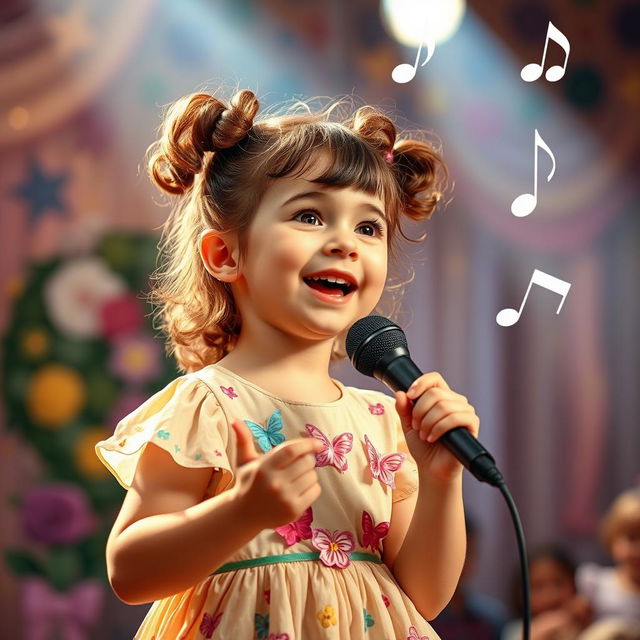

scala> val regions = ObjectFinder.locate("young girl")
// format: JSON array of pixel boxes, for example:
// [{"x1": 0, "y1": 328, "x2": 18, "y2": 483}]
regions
[
  {"x1": 96, "y1": 88, "x2": 480, "y2": 639},
  {"x1": 576, "y1": 487, "x2": 640, "y2": 624}
]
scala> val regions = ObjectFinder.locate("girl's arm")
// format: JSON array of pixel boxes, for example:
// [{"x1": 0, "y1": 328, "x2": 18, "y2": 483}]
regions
[
  {"x1": 107, "y1": 443, "x2": 262, "y2": 605},
  {"x1": 388, "y1": 377, "x2": 478, "y2": 619},
  {"x1": 389, "y1": 471, "x2": 465, "y2": 620}
]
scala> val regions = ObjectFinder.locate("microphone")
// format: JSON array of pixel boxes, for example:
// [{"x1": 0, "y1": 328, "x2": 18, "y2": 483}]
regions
[{"x1": 346, "y1": 315, "x2": 503, "y2": 486}]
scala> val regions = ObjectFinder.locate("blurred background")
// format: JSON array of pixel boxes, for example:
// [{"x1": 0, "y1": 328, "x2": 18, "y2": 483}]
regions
[{"x1": 1, "y1": 0, "x2": 638, "y2": 637}]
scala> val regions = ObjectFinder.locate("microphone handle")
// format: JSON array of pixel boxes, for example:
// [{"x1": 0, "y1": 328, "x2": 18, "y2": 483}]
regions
[{"x1": 374, "y1": 353, "x2": 503, "y2": 486}]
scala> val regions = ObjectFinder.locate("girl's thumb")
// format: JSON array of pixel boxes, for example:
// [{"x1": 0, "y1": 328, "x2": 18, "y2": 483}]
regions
[{"x1": 230, "y1": 418, "x2": 258, "y2": 466}]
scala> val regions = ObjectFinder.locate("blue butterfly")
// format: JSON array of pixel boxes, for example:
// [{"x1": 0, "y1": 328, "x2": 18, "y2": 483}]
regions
[
  {"x1": 363, "y1": 608, "x2": 375, "y2": 631},
  {"x1": 254, "y1": 613, "x2": 270, "y2": 639},
  {"x1": 245, "y1": 410, "x2": 285, "y2": 452}
]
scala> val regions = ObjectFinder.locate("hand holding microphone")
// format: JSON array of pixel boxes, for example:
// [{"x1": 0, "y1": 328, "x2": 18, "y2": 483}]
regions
[
  {"x1": 346, "y1": 315, "x2": 503, "y2": 486},
  {"x1": 394, "y1": 370, "x2": 481, "y2": 484}
]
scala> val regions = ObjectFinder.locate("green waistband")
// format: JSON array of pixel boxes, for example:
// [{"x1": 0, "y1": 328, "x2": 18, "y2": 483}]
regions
[{"x1": 212, "y1": 551, "x2": 382, "y2": 575}]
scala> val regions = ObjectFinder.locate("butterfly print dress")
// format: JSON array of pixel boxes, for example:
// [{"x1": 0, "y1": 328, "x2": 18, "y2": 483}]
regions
[{"x1": 96, "y1": 363, "x2": 440, "y2": 640}]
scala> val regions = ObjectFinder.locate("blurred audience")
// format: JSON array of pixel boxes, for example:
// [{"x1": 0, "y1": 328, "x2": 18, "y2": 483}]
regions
[
  {"x1": 578, "y1": 618, "x2": 640, "y2": 640},
  {"x1": 576, "y1": 487, "x2": 640, "y2": 625},
  {"x1": 502, "y1": 544, "x2": 592, "y2": 640},
  {"x1": 431, "y1": 513, "x2": 509, "y2": 640}
]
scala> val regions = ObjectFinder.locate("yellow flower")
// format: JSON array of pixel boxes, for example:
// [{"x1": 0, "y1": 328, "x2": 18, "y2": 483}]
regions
[
  {"x1": 316, "y1": 605, "x2": 337, "y2": 628},
  {"x1": 26, "y1": 364, "x2": 85, "y2": 428},
  {"x1": 74, "y1": 427, "x2": 111, "y2": 479}
]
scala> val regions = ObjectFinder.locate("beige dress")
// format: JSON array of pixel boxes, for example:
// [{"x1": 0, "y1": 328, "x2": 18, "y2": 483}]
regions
[{"x1": 96, "y1": 363, "x2": 440, "y2": 640}]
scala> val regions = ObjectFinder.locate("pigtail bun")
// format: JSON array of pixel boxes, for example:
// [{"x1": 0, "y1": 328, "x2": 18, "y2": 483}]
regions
[
  {"x1": 351, "y1": 106, "x2": 396, "y2": 153},
  {"x1": 349, "y1": 106, "x2": 448, "y2": 223},
  {"x1": 147, "y1": 89, "x2": 259, "y2": 195},
  {"x1": 392, "y1": 138, "x2": 449, "y2": 221}
]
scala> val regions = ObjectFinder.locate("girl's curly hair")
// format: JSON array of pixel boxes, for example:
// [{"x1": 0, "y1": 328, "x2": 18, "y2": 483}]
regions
[{"x1": 146, "y1": 87, "x2": 450, "y2": 372}]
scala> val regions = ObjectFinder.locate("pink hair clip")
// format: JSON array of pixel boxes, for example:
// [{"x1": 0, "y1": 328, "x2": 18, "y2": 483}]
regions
[{"x1": 383, "y1": 150, "x2": 394, "y2": 164}]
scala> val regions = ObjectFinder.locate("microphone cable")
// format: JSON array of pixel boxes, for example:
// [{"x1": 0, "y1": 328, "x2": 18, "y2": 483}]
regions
[{"x1": 494, "y1": 473, "x2": 531, "y2": 640}]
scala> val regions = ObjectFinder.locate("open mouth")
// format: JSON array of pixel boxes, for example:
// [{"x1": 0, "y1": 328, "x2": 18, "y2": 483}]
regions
[{"x1": 303, "y1": 276, "x2": 356, "y2": 297}]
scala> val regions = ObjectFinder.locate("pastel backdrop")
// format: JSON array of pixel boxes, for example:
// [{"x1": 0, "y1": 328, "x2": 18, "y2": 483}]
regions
[{"x1": 1, "y1": 0, "x2": 638, "y2": 637}]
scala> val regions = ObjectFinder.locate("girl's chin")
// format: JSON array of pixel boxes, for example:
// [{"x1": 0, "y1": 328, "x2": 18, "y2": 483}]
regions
[{"x1": 293, "y1": 319, "x2": 352, "y2": 340}]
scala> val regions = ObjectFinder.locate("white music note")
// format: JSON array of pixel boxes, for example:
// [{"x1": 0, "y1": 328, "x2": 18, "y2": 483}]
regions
[
  {"x1": 391, "y1": 19, "x2": 435, "y2": 84},
  {"x1": 496, "y1": 269, "x2": 571, "y2": 327},
  {"x1": 521, "y1": 21, "x2": 570, "y2": 83},
  {"x1": 511, "y1": 129, "x2": 556, "y2": 218}
]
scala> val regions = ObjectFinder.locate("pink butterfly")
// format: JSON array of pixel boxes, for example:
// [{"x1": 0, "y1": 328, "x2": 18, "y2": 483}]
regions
[
  {"x1": 274, "y1": 506, "x2": 313, "y2": 546},
  {"x1": 407, "y1": 626, "x2": 430, "y2": 640},
  {"x1": 305, "y1": 423, "x2": 353, "y2": 472},
  {"x1": 364, "y1": 434, "x2": 406, "y2": 489},
  {"x1": 360, "y1": 509, "x2": 390, "y2": 553},
  {"x1": 220, "y1": 385, "x2": 237, "y2": 399},
  {"x1": 199, "y1": 611, "x2": 222, "y2": 638},
  {"x1": 368, "y1": 402, "x2": 385, "y2": 415}
]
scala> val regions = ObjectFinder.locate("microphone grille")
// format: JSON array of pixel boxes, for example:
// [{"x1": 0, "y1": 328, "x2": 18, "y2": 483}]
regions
[{"x1": 345, "y1": 315, "x2": 408, "y2": 377}]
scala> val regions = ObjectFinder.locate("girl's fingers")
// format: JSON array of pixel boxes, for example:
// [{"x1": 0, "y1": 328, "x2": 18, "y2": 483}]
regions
[
  {"x1": 406, "y1": 372, "x2": 450, "y2": 400},
  {"x1": 423, "y1": 413, "x2": 480, "y2": 443},
  {"x1": 231, "y1": 419, "x2": 259, "y2": 466},
  {"x1": 401, "y1": 374, "x2": 480, "y2": 443},
  {"x1": 411, "y1": 399, "x2": 472, "y2": 430},
  {"x1": 409, "y1": 390, "x2": 470, "y2": 427},
  {"x1": 269, "y1": 438, "x2": 323, "y2": 468}
]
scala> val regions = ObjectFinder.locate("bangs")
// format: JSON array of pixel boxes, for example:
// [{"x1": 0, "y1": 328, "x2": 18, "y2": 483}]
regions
[{"x1": 263, "y1": 122, "x2": 397, "y2": 212}]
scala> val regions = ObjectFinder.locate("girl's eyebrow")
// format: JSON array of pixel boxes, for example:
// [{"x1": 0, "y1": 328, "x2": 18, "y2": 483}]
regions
[{"x1": 280, "y1": 189, "x2": 387, "y2": 221}]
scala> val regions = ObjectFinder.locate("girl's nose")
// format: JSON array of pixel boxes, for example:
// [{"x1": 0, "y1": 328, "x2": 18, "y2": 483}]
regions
[{"x1": 323, "y1": 234, "x2": 359, "y2": 260}]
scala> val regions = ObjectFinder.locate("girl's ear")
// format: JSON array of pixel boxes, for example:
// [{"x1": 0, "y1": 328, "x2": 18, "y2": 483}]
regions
[{"x1": 199, "y1": 229, "x2": 241, "y2": 282}]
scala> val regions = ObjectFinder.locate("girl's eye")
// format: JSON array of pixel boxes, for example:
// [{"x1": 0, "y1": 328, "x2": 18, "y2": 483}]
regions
[
  {"x1": 359, "y1": 220, "x2": 385, "y2": 237},
  {"x1": 295, "y1": 210, "x2": 321, "y2": 226}
]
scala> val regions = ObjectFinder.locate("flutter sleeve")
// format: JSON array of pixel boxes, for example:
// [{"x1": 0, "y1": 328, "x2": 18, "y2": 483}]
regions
[{"x1": 95, "y1": 374, "x2": 234, "y2": 495}]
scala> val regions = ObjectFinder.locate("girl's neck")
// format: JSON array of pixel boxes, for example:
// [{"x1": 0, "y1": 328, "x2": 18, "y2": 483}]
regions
[{"x1": 219, "y1": 340, "x2": 341, "y2": 402}]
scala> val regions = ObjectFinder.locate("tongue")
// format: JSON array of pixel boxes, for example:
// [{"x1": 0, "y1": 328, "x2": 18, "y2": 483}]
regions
[{"x1": 306, "y1": 280, "x2": 343, "y2": 296}]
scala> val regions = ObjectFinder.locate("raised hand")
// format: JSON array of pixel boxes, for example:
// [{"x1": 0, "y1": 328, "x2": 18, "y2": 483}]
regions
[{"x1": 229, "y1": 418, "x2": 323, "y2": 530}]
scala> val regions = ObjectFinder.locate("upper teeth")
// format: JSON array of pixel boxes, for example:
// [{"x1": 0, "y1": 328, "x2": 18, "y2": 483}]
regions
[{"x1": 307, "y1": 276, "x2": 351, "y2": 285}]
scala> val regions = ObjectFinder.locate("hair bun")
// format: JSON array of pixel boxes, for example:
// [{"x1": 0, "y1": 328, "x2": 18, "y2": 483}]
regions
[
  {"x1": 147, "y1": 89, "x2": 259, "y2": 195},
  {"x1": 206, "y1": 89, "x2": 259, "y2": 150},
  {"x1": 347, "y1": 105, "x2": 448, "y2": 221},
  {"x1": 351, "y1": 106, "x2": 396, "y2": 154}
]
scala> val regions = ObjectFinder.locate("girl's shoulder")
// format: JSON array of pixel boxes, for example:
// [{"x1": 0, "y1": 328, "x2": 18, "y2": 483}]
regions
[
  {"x1": 95, "y1": 370, "x2": 232, "y2": 491},
  {"x1": 118, "y1": 369, "x2": 220, "y2": 425}
]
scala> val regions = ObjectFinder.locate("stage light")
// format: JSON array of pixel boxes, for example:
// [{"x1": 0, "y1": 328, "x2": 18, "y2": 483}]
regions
[{"x1": 381, "y1": 0, "x2": 466, "y2": 46}]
